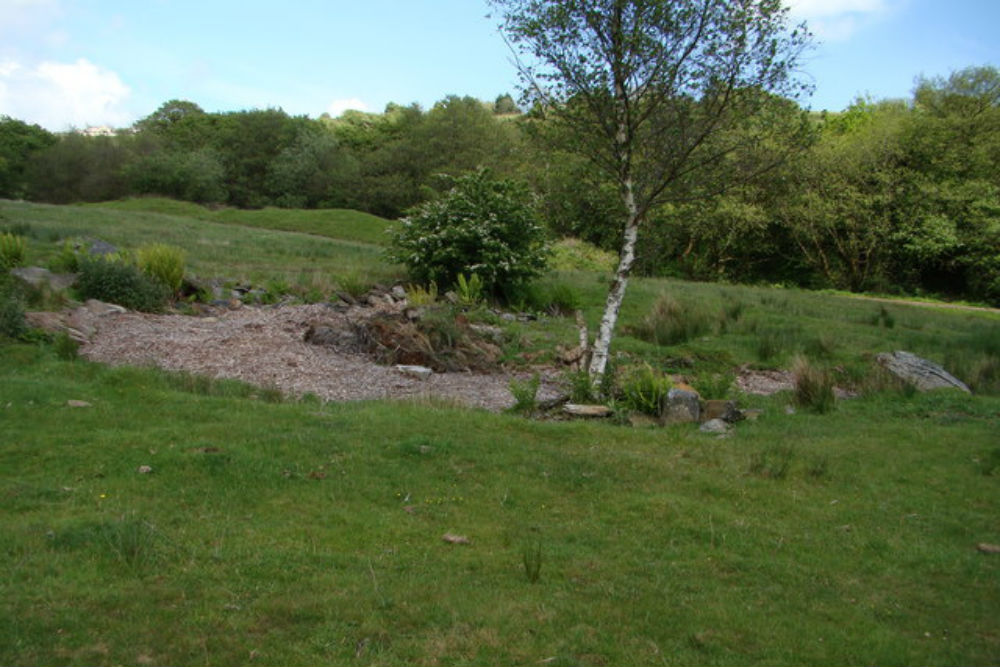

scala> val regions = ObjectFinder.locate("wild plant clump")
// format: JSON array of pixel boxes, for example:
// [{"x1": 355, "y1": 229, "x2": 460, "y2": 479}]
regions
[
  {"x1": 617, "y1": 363, "x2": 673, "y2": 416},
  {"x1": 137, "y1": 243, "x2": 185, "y2": 294},
  {"x1": 792, "y1": 356, "x2": 836, "y2": 413},
  {"x1": 0, "y1": 233, "x2": 27, "y2": 269},
  {"x1": 76, "y1": 255, "x2": 170, "y2": 312}
]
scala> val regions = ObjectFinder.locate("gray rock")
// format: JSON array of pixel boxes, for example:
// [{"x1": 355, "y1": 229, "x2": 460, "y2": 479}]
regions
[
  {"x1": 390, "y1": 285, "x2": 407, "y2": 300},
  {"x1": 876, "y1": 350, "x2": 971, "y2": 393},
  {"x1": 699, "y1": 418, "x2": 730, "y2": 434},
  {"x1": 395, "y1": 364, "x2": 433, "y2": 381},
  {"x1": 11, "y1": 266, "x2": 78, "y2": 291},
  {"x1": 88, "y1": 239, "x2": 118, "y2": 257},
  {"x1": 660, "y1": 388, "x2": 701, "y2": 424},
  {"x1": 563, "y1": 403, "x2": 613, "y2": 418}
]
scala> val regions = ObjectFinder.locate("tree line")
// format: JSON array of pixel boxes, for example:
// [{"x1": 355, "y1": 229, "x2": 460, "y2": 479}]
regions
[{"x1": 1, "y1": 67, "x2": 997, "y2": 304}]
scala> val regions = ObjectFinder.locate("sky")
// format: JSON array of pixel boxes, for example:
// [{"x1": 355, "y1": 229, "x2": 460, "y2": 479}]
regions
[{"x1": 1, "y1": 0, "x2": 998, "y2": 132}]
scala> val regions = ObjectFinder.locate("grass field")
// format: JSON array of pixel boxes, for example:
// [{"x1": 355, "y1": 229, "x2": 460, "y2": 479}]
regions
[
  {"x1": 1, "y1": 198, "x2": 400, "y2": 292},
  {"x1": 2, "y1": 198, "x2": 999, "y2": 665}
]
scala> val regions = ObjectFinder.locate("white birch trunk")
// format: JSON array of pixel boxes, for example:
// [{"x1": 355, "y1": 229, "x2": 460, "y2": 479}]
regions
[{"x1": 587, "y1": 181, "x2": 641, "y2": 387}]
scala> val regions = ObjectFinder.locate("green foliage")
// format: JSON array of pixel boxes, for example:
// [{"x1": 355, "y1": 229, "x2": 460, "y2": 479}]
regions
[
  {"x1": 566, "y1": 368, "x2": 596, "y2": 403},
  {"x1": 692, "y1": 373, "x2": 734, "y2": 400},
  {"x1": 549, "y1": 238, "x2": 617, "y2": 272},
  {"x1": 388, "y1": 168, "x2": 548, "y2": 295},
  {"x1": 48, "y1": 240, "x2": 81, "y2": 273},
  {"x1": 127, "y1": 148, "x2": 227, "y2": 204},
  {"x1": 76, "y1": 255, "x2": 170, "y2": 312},
  {"x1": 0, "y1": 115, "x2": 57, "y2": 199},
  {"x1": 618, "y1": 363, "x2": 673, "y2": 416},
  {"x1": 404, "y1": 282, "x2": 438, "y2": 306},
  {"x1": 455, "y1": 272, "x2": 485, "y2": 307},
  {"x1": 136, "y1": 243, "x2": 185, "y2": 293},
  {"x1": 0, "y1": 232, "x2": 27, "y2": 269}
]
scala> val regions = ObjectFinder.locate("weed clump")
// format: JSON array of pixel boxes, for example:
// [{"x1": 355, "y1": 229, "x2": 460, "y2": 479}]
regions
[
  {"x1": 0, "y1": 232, "x2": 27, "y2": 269},
  {"x1": 749, "y1": 445, "x2": 795, "y2": 479},
  {"x1": 792, "y1": 356, "x2": 836, "y2": 413},
  {"x1": 137, "y1": 243, "x2": 185, "y2": 294},
  {"x1": 507, "y1": 374, "x2": 541, "y2": 415},
  {"x1": 618, "y1": 363, "x2": 673, "y2": 416}
]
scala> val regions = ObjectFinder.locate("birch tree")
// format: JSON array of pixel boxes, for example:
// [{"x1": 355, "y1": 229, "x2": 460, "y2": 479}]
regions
[{"x1": 490, "y1": 0, "x2": 812, "y2": 387}]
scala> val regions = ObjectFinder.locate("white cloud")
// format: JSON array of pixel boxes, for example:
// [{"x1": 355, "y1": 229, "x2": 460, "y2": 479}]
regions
[
  {"x1": 787, "y1": 0, "x2": 895, "y2": 41},
  {"x1": 326, "y1": 97, "x2": 369, "y2": 117},
  {"x1": 0, "y1": 58, "x2": 132, "y2": 130}
]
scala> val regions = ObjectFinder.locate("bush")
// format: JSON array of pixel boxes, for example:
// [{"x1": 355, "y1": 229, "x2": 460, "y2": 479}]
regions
[
  {"x1": 387, "y1": 168, "x2": 549, "y2": 296},
  {"x1": 0, "y1": 233, "x2": 27, "y2": 269},
  {"x1": 137, "y1": 243, "x2": 185, "y2": 294},
  {"x1": 76, "y1": 256, "x2": 170, "y2": 312}
]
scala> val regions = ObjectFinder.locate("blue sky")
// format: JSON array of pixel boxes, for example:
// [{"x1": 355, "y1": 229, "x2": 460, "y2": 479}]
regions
[{"x1": 1, "y1": 0, "x2": 997, "y2": 131}]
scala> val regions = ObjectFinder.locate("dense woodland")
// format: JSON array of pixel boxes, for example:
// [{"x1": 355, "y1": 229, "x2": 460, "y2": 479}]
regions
[{"x1": 1, "y1": 66, "x2": 998, "y2": 304}]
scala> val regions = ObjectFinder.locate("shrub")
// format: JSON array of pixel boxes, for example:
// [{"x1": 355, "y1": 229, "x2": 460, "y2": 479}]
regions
[
  {"x1": 0, "y1": 233, "x2": 27, "y2": 269},
  {"x1": 792, "y1": 356, "x2": 836, "y2": 413},
  {"x1": 137, "y1": 243, "x2": 185, "y2": 294},
  {"x1": 76, "y1": 255, "x2": 170, "y2": 312},
  {"x1": 387, "y1": 168, "x2": 549, "y2": 296}
]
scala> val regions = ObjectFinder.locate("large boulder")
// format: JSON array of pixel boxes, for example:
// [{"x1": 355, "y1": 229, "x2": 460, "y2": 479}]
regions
[
  {"x1": 660, "y1": 387, "x2": 701, "y2": 424},
  {"x1": 876, "y1": 351, "x2": 971, "y2": 393}
]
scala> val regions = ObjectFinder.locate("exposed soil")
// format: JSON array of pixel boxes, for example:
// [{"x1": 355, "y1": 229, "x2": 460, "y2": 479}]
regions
[{"x1": 76, "y1": 302, "x2": 566, "y2": 412}]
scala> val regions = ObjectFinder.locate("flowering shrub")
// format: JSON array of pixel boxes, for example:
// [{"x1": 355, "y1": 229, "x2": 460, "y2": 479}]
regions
[{"x1": 387, "y1": 168, "x2": 548, "y2": 296}]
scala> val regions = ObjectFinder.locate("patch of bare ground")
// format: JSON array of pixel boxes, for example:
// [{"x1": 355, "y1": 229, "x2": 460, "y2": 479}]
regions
[{"x1": 79, "y1": 303, "x2": 564, "y2": 412}]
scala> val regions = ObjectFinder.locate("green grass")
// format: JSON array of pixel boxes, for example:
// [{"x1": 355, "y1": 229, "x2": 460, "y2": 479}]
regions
[
  {"x1": 2, "y1": 198, "x2": 1000, "y2": 664},
  {"x1": 0, "y1": 198, "x2": 401, "y2": 291},
  {"x1": 1, "y1": 345, "x2": 998, "y2": 665},
  {"x1": 87, "y1": 196, "x2": 394, "y2": 246}
]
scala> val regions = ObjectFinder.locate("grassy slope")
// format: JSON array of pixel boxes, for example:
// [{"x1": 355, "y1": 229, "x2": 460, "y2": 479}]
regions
[
  {"x1": 2, "y1": 198, "x2": 400, "y2": 289},
  {"x1": 87, "y1": 197, "x2": 394, "y2": 246},
  {"x1": 2, "y1": 198, "x2": 999, "y2": 665}
]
